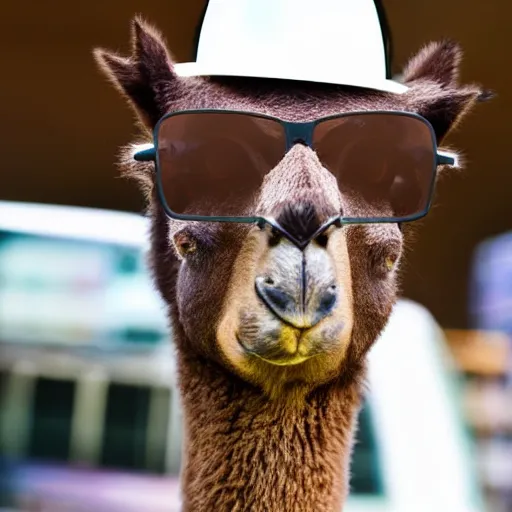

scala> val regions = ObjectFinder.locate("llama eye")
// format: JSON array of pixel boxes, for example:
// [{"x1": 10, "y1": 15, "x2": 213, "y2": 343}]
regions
[
  {"x1": 369, "y1": 240, "x2": 402, "y2": 277},
  {"x1": 173, "y1": 230, "x2": 197, "y2": 258},
  {"x1": 384, "y1": 254, "x2": 396, "y2": 272}
]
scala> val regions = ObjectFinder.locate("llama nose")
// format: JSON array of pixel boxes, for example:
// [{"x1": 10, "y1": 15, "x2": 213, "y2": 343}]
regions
[
  {"x1": 255, "y1": 242, "x2": 338, "y2": 329},
  {"x1": 256, "y1": 278, "x2": 337, "y2": 328}
]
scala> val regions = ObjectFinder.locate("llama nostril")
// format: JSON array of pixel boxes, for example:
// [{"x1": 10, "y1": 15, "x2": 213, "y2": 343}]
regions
[
  {"x1": 263, "y1": 287, "x2": 292, "y2": 312},
  {"x1": 317, "y1": 288, "x2": 337, "y2": 319},
  {"x1": 255, "y1": 276, "x2": 294, "y2": 317}
]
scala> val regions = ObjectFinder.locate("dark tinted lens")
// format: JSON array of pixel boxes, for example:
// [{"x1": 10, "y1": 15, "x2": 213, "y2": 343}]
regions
[
  {"x1": 313, "y1": 114, "x2": 435, "y2": 220},
  {"x1": 157, "y1": 113, "x2": 285, "y2": 217}
]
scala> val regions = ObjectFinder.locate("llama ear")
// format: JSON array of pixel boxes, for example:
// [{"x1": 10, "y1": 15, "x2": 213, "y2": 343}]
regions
[
  {"x1": 401, "y1": 41, "x2": 492, "y2": 143},
  {"x1": 402, "y1": 40, "x2": 462, "y2": 88},
  {"x1": 94, "y1": 16, "x2": 178, "y2": 128}
]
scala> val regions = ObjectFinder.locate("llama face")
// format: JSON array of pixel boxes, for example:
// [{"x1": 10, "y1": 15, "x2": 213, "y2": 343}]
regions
[
  {"x1": 214, "y1": 146, "x2": 355, "y2": 390},
  {"x1": 95, "y1": 19, "x2": 487, "y2": 396},
  {"x1": 149, "y1": 87, "x2": 408, "y2": 394}
]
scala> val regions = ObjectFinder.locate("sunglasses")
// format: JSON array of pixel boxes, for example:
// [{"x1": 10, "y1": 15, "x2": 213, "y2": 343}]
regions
[{"x1": 134, "y1": 110, "x2": 455, "y2": 230}]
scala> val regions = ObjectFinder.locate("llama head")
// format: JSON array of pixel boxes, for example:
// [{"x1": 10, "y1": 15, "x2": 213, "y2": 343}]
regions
[{"x1": 95, "y1": 18, "x2": 487, "y2": 397}]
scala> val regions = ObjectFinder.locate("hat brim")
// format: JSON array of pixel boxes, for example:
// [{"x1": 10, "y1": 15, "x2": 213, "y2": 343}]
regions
[{"x1": 174, "y1": 62, "x2": 408, "y2": 94}]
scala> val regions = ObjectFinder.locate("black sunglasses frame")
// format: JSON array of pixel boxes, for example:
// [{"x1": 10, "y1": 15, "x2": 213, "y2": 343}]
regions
[{"x1": 134, "y1": 110, "x2": 454, "y2": 237}]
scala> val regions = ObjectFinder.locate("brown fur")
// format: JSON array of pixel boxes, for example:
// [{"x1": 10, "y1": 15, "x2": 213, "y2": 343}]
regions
[
  {"x1": 94, "y1": 16, "x2": 488, "y2": 511},
  {"x1": 178, "y1": 349, "x2": 362, "y2": 511}
]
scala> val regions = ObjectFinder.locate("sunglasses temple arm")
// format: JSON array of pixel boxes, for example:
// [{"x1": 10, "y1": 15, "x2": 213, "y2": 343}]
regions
[
  {"x1": 133, "y1": 144, "x2": 156, "y2": 162},
  {"x1": 132, "y1": 144, "x2": 457, "y2": 170},
  {"x1": 436, "y1": 150, "x2": 458, "y2": 167},
  {"x1": 132, "y1": 144, "x2": 457, "y2": 166}
]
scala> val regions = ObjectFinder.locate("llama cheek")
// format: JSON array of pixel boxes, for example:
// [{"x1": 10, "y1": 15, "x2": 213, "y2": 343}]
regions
[
  {"x1": 215, "y1": 230, "x2": 271, "y2": 350},
  {"x1": 328, "y1": 230, "x2": 354, "y2": 307},
  {"x1": 301, "y1": 300, "x2": 354, "y2": 364},
  {"x1": 217, "y1": 310, "x2": 253, "y2": 373}
]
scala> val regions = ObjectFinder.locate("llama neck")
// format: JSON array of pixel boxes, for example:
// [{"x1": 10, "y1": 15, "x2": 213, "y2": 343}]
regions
[{"x1": 177, "y1": 352, "x2": 364, "y2": 512}]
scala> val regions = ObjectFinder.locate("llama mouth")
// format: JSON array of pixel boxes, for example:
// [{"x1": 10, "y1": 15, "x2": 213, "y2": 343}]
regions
[
  {"x1": 236, "y1": 309, "x2": 345, "y2": 366},
  {"x1": 236, "y1": 333, "x2": 319, "y2": 366},
  {"x1": 237, "y1": 338, "x2": 313, "y2": 366}
]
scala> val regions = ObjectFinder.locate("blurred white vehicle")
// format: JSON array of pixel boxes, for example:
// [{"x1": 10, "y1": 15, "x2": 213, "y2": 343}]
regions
[{"x1": 0, "y1": 201, "x2": 484, "y2": 512}]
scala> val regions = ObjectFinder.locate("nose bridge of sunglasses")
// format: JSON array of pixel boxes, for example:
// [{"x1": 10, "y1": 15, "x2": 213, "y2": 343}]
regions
[
  {"x1": 258, "y1": 215, "x2": 343, "y2": 250},
  {"x1": 284, "y1": 121, "x2": 316, "y2": 149}
]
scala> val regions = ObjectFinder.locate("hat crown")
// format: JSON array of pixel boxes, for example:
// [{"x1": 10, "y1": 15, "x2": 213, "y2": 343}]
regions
[
  {"x1": 175, "y1": 0, "x2": 407, "y2": 94},
  {"x1": 196, "y1": 0, "x2": 387, "y2": 81}
]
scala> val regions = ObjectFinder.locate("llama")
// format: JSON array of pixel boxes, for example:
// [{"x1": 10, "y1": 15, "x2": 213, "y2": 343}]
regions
[{"x1": 94, "y1": 17, "x2": 488, "y2": 511}]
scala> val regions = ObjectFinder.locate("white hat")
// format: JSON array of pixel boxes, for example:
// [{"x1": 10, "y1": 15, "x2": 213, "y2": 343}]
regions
[{"x1": 174, "y1": 0, "x2": 408, "y2": 94}]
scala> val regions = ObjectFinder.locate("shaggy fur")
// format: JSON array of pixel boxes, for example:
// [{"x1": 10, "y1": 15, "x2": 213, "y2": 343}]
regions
[{"x1": 94, "y1": 16, "x2": 488, "y2": 511}]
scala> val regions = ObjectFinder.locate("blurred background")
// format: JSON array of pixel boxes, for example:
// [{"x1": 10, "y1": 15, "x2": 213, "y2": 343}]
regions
[{"x1": 0, "y1": 1, "x2": 511, "y2": 511}]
